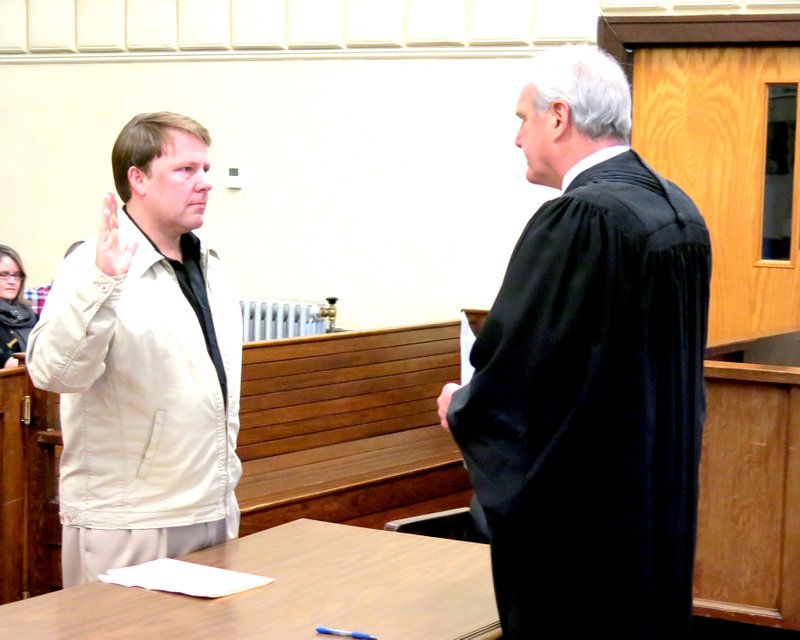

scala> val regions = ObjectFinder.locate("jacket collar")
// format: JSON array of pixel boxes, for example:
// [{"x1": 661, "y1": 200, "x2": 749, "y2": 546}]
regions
[{"x1": 120, "y1": 207, "x2": 212, "y2": 277}]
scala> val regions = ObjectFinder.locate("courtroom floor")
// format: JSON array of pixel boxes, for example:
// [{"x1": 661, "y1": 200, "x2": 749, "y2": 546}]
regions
[{"x1": 692, "y1": 616, "x2": 799, "y2": 638}]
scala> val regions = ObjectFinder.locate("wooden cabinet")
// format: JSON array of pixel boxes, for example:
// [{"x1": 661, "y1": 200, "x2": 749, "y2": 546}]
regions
[
  {"x1": 0, "y1": 368, "x2": 61, "y2": 604},
  {"x1": 0, "y1": 369, "x2": 27, "y2": 603}
]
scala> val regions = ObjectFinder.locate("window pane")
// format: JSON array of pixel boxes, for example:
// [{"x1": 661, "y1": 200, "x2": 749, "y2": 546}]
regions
[{"x1": 762, "y1": 83, "x2": 797, "y2": 261}]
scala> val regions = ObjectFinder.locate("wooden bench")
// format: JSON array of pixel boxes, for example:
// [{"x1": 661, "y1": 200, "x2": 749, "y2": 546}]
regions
[
  {"x1": 0, "y1": 320, "x2": 472, "y2": 602},
  {"x1": 236, "y1": 321, "x2": 471, "y2": 534}
]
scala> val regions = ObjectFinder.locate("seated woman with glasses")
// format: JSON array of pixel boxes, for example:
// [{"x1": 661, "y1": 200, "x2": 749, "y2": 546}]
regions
[{"x1": 0, "y1": 245, "x2": 37, "y2": 369}]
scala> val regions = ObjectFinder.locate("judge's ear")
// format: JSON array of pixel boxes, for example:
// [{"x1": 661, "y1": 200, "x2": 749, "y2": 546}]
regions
[
  {"x1": 551, "y1": 100, "x2": 571, "y2": 137},
  {"x1": 127, "y1": 166, "x2": 147, "y2": 197}
]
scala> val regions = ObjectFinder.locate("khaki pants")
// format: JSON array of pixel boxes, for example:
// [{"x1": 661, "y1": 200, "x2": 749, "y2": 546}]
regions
[{"x1": 61, "y1": 500, "x2": 240, "y2": 588}]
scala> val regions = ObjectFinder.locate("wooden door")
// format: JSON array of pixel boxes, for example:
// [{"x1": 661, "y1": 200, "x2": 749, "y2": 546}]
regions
[{"x1": 632, "y1": 47, "x2": 800, "y2": 344}]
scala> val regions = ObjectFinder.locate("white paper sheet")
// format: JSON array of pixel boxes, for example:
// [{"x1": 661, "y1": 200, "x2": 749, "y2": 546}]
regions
[
  {"x1": 98, "y1": 557, "x2": 275, "y2": 598},
  {"x1": 461, "y1": 311, "x2": 476, "y2": 384}
]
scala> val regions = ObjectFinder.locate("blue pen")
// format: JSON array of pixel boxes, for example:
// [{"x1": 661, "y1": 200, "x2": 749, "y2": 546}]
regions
[{"x1": 315, "y1": 626, "x2": 379, "y2": 640}]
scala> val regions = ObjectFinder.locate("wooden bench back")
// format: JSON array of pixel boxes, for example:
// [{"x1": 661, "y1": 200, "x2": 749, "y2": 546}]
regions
[{"x1": 239, "y1": 321, "x2": 461, "y2": 462}]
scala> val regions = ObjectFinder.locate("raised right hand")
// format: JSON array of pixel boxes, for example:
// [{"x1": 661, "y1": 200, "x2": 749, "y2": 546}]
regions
[{"x1": 95, "y1": 192, "x2": 138, "y2": 276}]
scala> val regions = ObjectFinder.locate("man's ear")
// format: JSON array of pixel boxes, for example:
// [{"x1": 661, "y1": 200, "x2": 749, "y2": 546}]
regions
[
  {"x1": 551, "y1": 100, "x2": 571, "y2": 138},
  {"x1": 128, "y1": 166, "x2": 147, "y2": 197}
]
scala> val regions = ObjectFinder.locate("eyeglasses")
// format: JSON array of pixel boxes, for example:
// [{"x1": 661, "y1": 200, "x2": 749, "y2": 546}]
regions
[{"x1": 0, "y1": 272, "x2": 23, "y2": 282}]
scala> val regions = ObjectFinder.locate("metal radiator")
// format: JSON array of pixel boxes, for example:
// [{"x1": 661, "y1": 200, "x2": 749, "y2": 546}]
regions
[{"x1": 240, "y1": 299, "x2": 334, "y2": 342}]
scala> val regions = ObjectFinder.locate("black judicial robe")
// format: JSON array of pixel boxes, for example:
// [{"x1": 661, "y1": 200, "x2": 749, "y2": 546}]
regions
[{"x1": 448, "y1": 151, "x2": 711, "y2": 639}]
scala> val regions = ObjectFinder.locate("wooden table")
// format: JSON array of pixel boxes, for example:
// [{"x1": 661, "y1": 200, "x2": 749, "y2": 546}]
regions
[{"x1": 0, "y1": 519, "x2": 500, "y2": 639}]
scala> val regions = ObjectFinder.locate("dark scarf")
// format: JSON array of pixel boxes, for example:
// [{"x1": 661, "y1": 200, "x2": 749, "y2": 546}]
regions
[{"x1": 0, "y1": 299, "x2": 37, "y2": 351}]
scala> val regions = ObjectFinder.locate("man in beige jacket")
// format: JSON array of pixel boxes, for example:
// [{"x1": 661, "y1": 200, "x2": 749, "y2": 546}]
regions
[{"x1": 27, "y1": 112, "x2": 243, "y2": 587}]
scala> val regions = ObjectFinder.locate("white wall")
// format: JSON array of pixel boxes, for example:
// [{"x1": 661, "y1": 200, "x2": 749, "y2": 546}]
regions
[{"x1": 0, "y1": 56, "x2": 556, "y2": 329}]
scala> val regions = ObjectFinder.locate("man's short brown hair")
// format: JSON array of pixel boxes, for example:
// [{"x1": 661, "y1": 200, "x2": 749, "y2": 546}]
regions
[{"x1": 111, "y1": 112, "x2": 211, "y2": 203}]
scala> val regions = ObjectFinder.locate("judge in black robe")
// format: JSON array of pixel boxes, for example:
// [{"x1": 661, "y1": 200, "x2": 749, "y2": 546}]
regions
[{"x1": 439, "y1": 46, "x2": 711, "y2": 640}]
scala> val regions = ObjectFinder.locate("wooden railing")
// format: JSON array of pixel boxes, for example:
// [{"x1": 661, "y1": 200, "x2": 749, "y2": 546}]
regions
[
  {"x1": 0, "y1": 368, "x2": 29, "y2": 603},
  {"x1": 0, "y1": 367, "x2": 62, "y2": 603},
  {"x1": 696, "y1": 335, "x2": 800, "y2": 630}
]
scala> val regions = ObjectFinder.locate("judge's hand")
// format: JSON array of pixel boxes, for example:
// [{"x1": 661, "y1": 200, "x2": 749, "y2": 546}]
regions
[
  {"x1": 437, "y1": 382, "x2": 462, "y2": 432},
  {"x1": 96, "y1": 192, "x2": 138, "y2": 277},
  {"x1": 4, "y1": 356, "x2": 19, "y2": 369}
]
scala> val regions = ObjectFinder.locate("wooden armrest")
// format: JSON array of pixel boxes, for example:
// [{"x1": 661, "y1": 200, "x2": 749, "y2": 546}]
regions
[{"x1": 385, "y1": 507, "x2": 487, "y2": 543}]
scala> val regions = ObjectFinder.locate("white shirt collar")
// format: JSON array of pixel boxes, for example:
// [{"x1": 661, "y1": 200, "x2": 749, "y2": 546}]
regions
[{"x1": 561, "y1": 145, "x2": 630, "y2": 192}]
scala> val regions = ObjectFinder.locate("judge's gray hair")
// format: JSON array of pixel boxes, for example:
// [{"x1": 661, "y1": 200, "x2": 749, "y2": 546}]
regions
[{"x1": 528, "y1": 45, "x2": 631, "y2": 144}]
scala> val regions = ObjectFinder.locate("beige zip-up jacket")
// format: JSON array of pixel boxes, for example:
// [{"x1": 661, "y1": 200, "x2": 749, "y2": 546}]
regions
[{"x1": 27, "y1": 219, "x2": 242, "y2": 529}]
